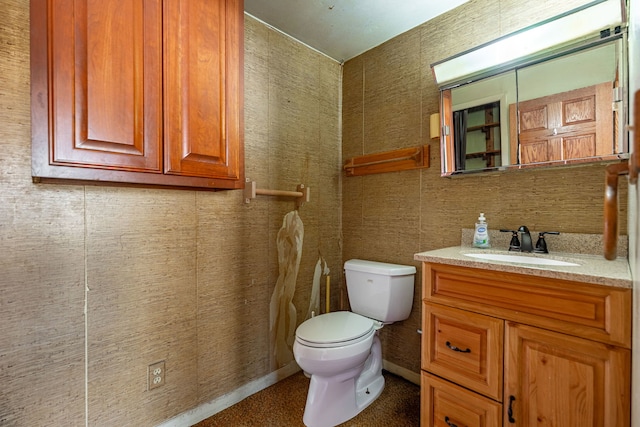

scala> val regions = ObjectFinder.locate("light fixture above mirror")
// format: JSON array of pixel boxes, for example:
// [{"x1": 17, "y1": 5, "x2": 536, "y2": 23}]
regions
[{"x1": 432, "y1": 0, "x2": 626, "y2": 87}]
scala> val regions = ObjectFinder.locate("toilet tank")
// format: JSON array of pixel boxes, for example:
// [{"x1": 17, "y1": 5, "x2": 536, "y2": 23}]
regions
[{"x1": 344, "y1": 259, "x2": 416, "y2": 323}]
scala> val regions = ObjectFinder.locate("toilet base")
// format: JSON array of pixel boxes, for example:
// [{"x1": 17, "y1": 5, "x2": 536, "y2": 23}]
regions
[{"x1": 302, "y1": 335, "x2": 384, "y2": 427}]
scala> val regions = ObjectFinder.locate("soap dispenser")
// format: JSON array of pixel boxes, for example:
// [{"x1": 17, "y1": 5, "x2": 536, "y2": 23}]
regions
[{"x1": 473, "y1": 213, "x2": 491, "y2": 248}]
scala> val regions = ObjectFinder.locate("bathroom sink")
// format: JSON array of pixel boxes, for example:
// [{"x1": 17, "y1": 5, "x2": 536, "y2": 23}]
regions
[{"x1": 462, "y1": 253, "x2": 580, "y2": 266}]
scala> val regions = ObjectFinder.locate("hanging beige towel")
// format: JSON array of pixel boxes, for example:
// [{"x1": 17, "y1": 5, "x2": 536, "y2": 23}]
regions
[
  {"x1": 306, "y1": 256, "x2": 329, "y2": 320},
  {"x1": 269, "y1": 210, "x2": 304, "y2": 368}
]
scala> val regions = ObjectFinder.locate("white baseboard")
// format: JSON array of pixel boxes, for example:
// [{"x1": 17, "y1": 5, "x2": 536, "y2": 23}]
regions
[
  {"x1": 156, "y1": 359, "x2": 419, "y2": 427},
  {"x1": 156, "y1": 362, "x2": 301, "y2": 427},
  {"x1": 382, "y1": 360, "x2": 421, "y2": 386}
]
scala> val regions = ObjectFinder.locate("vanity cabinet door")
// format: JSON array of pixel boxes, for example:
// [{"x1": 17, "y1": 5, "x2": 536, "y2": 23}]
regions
[
  {"x1": 505, "y1": 323, "x2": 630, "y2": 427},
  {"x1": 422, "y1": 372, "x2": 502, "y2": 427},
  {"x1": 423, "y1": 302, "x2": 503, "y2": 400}
]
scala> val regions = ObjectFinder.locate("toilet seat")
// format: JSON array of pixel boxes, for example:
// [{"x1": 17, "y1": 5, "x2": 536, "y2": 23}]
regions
[{"x1": 295, "y1": 311, "x2": 377, "y2": 348}]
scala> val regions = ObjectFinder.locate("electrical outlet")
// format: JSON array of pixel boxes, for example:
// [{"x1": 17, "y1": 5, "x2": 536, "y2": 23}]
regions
[{"x1": 148, "y1": 361, "x2": 165, "y2": 390}]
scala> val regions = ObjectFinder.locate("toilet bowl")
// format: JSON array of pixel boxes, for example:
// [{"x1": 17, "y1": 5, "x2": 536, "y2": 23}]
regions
[
  {"x1": 293, "y1": 259, "x2": 416, "y2": 427},
  {"x1": 293, "y1": 311, "x2": 384, "y2": 427}
]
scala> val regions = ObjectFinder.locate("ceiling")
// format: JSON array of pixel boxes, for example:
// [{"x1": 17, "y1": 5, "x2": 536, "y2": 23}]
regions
[{"x1": 244, "y1": 0, "x2": 470, "y2": 62}]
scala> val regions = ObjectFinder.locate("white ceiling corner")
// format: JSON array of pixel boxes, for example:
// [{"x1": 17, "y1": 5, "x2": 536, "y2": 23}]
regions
[{"x1": 244, "y1": 0, "x2": 471, "y2": 62}]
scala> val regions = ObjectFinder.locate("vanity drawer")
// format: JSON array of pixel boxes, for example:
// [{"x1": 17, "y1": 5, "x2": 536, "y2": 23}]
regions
[
  {"x1": 423, "y1": 263, "x2": 631, "y2": 348},
  {"x1": 422, "y1": 302, "x2": 503, "y2": 400},
  {"x1": 421, "y1": 372, "x2": 502, "y2": 427}
]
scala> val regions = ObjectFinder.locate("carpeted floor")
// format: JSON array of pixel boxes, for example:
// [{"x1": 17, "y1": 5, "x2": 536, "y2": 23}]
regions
[{"x1": 193, "y1": 370, "x2": 420, "y2": 426}]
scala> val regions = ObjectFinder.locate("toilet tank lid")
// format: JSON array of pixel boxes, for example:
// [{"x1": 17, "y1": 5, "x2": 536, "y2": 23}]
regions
[{"x1": 344, "y1": 259, "x2": 416, "y2": 276}]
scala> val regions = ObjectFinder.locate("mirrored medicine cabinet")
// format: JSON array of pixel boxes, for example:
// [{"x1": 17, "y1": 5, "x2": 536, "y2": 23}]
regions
[{"x1": 433, "y1": 1, "x2": 628, "y2": 177}]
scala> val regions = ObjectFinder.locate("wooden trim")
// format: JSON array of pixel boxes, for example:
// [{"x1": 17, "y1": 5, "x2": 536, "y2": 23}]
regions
[
  {"x1": 604, "y1": 162, "x2": 629, "y2": 260},
  {"x1": 343, "y1": 145, "x2": 429, "y2": 177},
  {"x1": 509, "y1": 103, "x2": 518, "y2": 165},
  {"x1": 441, "y1": 90, "x2": 454, "y2": 174},
  {"x1": 30, "y1": 0, "x2": 50, "y2": 181}
]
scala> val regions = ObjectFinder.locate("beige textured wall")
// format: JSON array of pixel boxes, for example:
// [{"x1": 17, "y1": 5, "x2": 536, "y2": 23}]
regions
[
  {"x1": 0, "y1": 3, "x2": 342, "y2": 425},
  {"x1": 2, "y1": 0, "x2": 631, "y2": 424},
  {"x1": 342, "y1": 0, "x2": 629, "y2": 374}
]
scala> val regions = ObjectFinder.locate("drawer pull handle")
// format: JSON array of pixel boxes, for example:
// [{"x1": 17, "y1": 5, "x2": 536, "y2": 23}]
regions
[
  {"x1": 444, "y1": 416, "x2": 459, "y2": 427},
  {"x1": 446, "y1": 341, "x2": 471, "y2": 353},
  {"x1": 508, "y1": 395, "x2": 516, "y2": 423}
]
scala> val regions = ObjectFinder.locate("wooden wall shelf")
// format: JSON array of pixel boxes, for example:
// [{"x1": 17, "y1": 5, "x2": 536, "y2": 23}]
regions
[{"x1": 343, "y1": 145, "x2": 430, "y2": 177}]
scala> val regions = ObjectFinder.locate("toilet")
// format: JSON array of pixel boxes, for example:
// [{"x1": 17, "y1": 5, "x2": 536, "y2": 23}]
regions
[{"x1": 293, "y1": 259, "x2": 416, "y2": 427}]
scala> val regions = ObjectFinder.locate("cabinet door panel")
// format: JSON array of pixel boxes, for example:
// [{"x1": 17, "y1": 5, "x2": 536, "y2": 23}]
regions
[
  {"x1": 48, "y1": 0, "x2": 162, "y2": 171},
  {"x1": 505, "y1": 323, "x2": 630, "y2": 427},
  {"x1": 164, "y1": 0, "x2": 243, "y2": 180}
]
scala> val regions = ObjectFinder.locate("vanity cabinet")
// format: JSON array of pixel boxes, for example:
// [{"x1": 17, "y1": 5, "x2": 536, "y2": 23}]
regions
[
  {"x1": 30, "y1": 0, "x2": 244, "y2": 190},
  {"x1": 420, "y1": 263, "x2": 631, "y2": 427}
]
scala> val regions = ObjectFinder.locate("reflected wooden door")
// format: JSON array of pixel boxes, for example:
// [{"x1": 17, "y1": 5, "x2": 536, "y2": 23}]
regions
[{"x1": 510, "y1": 82, "x2": 613, "y2": 164}]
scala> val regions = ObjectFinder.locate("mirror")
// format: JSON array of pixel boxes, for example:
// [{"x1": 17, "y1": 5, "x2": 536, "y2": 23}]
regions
[{"x1": 436, "y1": 5, "x2": 628, "y2": 176}]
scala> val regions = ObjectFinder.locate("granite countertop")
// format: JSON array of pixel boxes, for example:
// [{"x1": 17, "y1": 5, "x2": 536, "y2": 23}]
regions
[{"x1": 414, "y1": 246, "x2": 632, "y2": 289}]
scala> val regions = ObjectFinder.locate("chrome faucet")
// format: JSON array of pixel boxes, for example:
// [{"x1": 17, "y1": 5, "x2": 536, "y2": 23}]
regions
[{"x1": 517, "y1": 226, "x2": 533, "y2": 252}]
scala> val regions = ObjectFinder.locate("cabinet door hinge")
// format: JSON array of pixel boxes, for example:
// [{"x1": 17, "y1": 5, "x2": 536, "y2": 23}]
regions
[{"x1": 613, "y1": 86, "x2": 623, "y2": 102}]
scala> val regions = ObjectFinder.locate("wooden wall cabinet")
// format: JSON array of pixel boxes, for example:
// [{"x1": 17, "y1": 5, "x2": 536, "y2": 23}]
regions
[
  {"x1": 421, "y1": 263, "x2": 631, "y2": 427},
  {"x1": 30, "y1": 0, "x2": 244, "y2": 190}
]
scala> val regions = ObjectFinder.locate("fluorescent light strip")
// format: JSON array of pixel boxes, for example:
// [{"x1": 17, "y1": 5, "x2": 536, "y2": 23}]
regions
[{"x1": 432, "y1": 0, "x2": 624, "y2": 86}]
